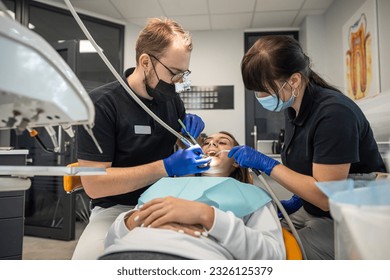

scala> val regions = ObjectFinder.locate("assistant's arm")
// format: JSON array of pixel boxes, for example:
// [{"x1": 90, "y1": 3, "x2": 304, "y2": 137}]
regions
[
  {"x1": 228, "y1": 146, "x2": 350, "y2": 211},
  {"x1": 270, "y1": 162, "x2": 350, "y2": 211}
]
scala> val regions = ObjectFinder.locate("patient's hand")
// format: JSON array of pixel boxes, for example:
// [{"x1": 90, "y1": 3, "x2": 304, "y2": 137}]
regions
[
  {"x1": 133, "y1": 196, "x2": 214, "y2": 231},
  {"x1": 158, "y1": 222, "x2": 207, "y2": 238},
  {"x1": 124, "y1": 211, "x2": 206, "y2": 237},
  {"x1": 124, "y1": 210, "x2": 142, "y2": 231}
]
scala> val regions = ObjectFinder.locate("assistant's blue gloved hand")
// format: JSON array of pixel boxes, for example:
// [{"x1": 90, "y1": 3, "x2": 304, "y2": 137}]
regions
[
  {"x1": 278, "y1": 194, "x2": 303, "y2": 218},
  {"x1": 228, "y1": 145, "x2": 280, "y2": 176},
  {"x1": 163, "y1": 144, "x2": 211, "y2": 177},
  {"x1": 182, "y1": 113, "x2": 205, "y2": 139}
]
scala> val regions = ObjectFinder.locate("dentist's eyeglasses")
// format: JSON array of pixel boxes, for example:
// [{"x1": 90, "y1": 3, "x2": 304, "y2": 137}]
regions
[{"x1": 148, "y1": 54, "x2": 191, "y2": 83}]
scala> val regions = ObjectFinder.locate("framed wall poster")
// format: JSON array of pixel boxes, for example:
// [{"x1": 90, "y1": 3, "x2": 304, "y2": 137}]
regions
[{"x1": 343, "y1": 0, "x2": 380, "y2": 100}]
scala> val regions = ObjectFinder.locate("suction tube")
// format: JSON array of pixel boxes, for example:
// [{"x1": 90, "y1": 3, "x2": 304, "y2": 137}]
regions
[
  {"x1": 63, "y1": 0, "x2": 190, "y2": 148},
  {"x1": 251, "y1": 168, "x2": 307, "y2": 260}
]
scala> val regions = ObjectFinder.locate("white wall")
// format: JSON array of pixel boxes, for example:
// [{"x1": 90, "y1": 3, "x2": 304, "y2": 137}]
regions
[
  {"x1": 123, "y1": 24, "x2": 141, "y2": 69},
  {"x1": 377, "y1": 0, "x2": 390, "y2": 91},
  {"x1": 300, "y1": 0, "x2": 390, "y2": 142},
  {"x1": 300, "y1": 15, "x2": 326, "y2": 76},
  {"x1": 188, "y1": 30, "x2": 245, "y2": 144}
]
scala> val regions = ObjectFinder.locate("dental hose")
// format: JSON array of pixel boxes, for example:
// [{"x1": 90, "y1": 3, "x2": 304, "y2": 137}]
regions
[
  {"x1": 251, "y1": 168, "x2": 307, "y2": 260},
  {"x1": 64, "y1": 0, "x2": 192, "y2": 149}
]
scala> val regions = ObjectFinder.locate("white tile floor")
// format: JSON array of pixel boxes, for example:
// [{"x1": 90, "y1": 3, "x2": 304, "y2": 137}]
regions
[{"x1": 22, "y1": 222, "x2": 86, "y2": 260}]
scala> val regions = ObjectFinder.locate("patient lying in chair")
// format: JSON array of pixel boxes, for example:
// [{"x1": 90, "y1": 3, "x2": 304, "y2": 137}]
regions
[{"x1": 100, "y1": 131, "x2": 285, "y2": 260}]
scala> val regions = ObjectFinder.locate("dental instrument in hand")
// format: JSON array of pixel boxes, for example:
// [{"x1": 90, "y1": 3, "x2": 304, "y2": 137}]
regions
[
  {"x1": 207, "y1": 150, "x2": 230, "y2": 157},
  {"x1": 178, "y1": 118, "x2": 199, "y2": 147},
  {"x1": 214, "y1": 150, "x2": 230, "y2": 156}
]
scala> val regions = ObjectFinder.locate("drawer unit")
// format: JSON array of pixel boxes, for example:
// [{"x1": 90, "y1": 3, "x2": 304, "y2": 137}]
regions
[
  {"x1": 0, "y1": 150, "x2": 28, "y2": 260},
  {"x1": 0, "y1": 217, "x2": 24, "y2": 259},
  {"x1": 0, "y1": 192, "x2": 24, "y2": 218}
]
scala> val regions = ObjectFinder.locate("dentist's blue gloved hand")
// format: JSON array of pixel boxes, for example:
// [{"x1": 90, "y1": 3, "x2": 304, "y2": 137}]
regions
[
  {"x1": 163, "y1": 144, "x2": 211, "y2": 177},
  {"x1": 278, "y1": 194, "x2": 303, "y2": 218},
  {"x1": 182, "y1": 113, "x2": 205, "y2": 139},
  {"x1": 228, "y1": 145, "x2": 280, "y2": 176}
]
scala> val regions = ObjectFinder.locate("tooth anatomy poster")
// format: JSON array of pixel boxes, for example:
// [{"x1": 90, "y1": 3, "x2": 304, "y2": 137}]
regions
[{"x1": 343, "y1": 0, "x2": 380, "y2": 100}]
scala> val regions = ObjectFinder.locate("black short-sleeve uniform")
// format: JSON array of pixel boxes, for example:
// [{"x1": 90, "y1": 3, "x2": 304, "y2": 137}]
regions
[
  {"x1": 281, "y1": 84, "x2": 386, "y2": 217},
  {"x1": 77, "y1": 68, "x2": 185, "y2": 208}
]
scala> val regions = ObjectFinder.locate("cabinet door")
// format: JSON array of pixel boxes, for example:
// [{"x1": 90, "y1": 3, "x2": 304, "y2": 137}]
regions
[{"x1": 0, "y1": 191, "x2": 24, "y2": 260}]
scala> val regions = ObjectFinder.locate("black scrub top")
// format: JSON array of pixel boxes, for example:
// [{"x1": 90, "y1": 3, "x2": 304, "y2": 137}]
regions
[
  {"x1": 281, "y1": 84, "x2": 386, "y2": 217},
  {"x1": 77, "y1": 68, "x2": 186, "y2": 208}
]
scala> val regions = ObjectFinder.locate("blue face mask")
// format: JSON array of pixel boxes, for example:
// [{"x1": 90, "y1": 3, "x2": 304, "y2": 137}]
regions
[
  {"x1": 255, "y1": 81, "x2": 295, "y2": 112},
  {"x1": 256, "y1": 93, "x2": 295, "y2": 112}
]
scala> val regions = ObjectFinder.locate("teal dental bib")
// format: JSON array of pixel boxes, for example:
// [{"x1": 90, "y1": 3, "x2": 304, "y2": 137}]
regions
[{"x1": 138, "y1": 177, "x2": 271, "y2": 218}]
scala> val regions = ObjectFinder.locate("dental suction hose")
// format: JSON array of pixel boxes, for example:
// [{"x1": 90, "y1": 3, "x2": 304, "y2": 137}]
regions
[
  {"x1": 64, "y1": 0, "x2": 190, "y2": 148},
  {"x1": 251, "y1": 168, "x2": 307, "y2": 260}
]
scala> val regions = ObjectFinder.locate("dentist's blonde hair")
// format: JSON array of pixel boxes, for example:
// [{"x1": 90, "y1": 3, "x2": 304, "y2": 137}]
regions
[{"x1": 135, "y1": 17, "x2": 192, "y2": 64}]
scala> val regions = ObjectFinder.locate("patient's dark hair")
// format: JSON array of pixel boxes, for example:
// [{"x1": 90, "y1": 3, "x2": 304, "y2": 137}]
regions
[{"x1": 218, "y1": 131, "x2": 252, "y2": 184}]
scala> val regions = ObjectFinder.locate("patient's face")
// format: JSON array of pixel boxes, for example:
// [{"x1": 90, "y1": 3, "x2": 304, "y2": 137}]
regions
[{"x1": 201, "y1": 133, "x2": 236, "y2": 175}]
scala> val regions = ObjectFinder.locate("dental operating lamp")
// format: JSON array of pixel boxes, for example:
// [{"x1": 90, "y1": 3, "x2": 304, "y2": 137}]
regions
[
  {"x1": 0, "y1": 3, "x2": 104, "y2": 188},
  {"x1": 0, "y1": 0, "x2": 195, "y2": 188},
  {"x1": 0, "y1": 8, "x2": 95, "y2": 133}
]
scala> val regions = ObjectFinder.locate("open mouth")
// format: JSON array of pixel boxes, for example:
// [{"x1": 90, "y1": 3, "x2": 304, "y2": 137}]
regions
[{"x1": 206, "y1": 151, "x2": 218, "y2": 157}]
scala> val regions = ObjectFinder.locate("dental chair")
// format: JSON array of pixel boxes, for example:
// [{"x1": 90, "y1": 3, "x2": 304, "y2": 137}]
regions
[
  {"x1": 282, "y1": 228, "x2": 302, "y2": 260},
  {"x1": 64, "y1": 166, "x2": 302, "y2": 260},
  {"x1": 63, "y1": 162, "x2": 83, "y2": 193},
  {"x1": 63, "y1": 162, "x2": 90, "y2": 223}
]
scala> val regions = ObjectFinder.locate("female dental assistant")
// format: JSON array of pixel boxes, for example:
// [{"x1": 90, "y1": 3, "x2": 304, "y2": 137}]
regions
[{"x1": 229, "y1": 35, "x2": 386, "y2": 259}]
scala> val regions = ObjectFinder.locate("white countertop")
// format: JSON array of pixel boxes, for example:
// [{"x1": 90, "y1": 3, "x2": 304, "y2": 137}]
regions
[
  {"x1": 0, "y1": 166, "x2": 106, "y2": 176},
  {"x1": 0, "y1": 149, "x2": 29, "y2": 155}
]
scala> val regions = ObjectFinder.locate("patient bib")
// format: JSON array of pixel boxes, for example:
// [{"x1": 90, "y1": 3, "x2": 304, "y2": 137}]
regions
[{"x1": 138, "y1": 177, "x2": 271, "y2": 218}]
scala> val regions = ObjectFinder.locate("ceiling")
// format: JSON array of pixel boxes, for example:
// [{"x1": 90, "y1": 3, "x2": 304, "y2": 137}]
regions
[{"x1": 45, "y1": 0, "x2": 335, "y2": 31}]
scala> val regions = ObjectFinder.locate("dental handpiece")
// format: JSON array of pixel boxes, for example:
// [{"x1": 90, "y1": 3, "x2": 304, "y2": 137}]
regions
[{"x1": 177, "y1": 119, "x2": 199, "y2": 147}]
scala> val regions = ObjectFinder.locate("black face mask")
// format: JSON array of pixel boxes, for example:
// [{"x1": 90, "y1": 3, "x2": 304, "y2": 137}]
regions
[{"x1": 145, "y1": 79, "x2": 177, "y2": 103}]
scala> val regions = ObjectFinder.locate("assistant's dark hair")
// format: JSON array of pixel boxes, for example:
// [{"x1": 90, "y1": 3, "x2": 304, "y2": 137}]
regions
[
  {"x1": 218, "y1": 131, "x2": 252, "y2": 184},
  {"x1": 241, "y1": 35, "x2": 341, "y2": 95}
]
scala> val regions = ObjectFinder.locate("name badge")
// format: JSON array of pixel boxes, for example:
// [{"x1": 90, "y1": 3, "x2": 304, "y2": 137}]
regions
[{"x1": 134, "y1": 125, "x2": 151, "y2": 135}]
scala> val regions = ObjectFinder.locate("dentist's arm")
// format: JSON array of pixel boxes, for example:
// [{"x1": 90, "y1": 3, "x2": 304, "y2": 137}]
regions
[{"x1": 79, "y1": 145, "x2": 210, "y2": 199}]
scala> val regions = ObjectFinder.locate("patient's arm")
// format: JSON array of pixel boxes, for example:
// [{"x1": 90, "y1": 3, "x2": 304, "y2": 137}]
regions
[
  {"x1": 208, "y1": 204, "x2": 285, "y2": 259},
  {"x1": 132, "y1": 197, "x2": 215, "y2": 231},
  {"x1": 123, "y1": 203, "x2": 207, "y2": 237}
]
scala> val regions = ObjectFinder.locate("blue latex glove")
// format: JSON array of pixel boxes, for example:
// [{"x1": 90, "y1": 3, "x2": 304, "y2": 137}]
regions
[
  {"x1": 163, "y1": 144, "x2": 211, "y2": 177},
  {"x1": 228, "y1": 145, "x2": 280, "y2": 176},
  {"x1": 278, "y1": 194, "x2": 303, "y2": 218},
  {"x1": 182, "y1": 113, "x2": 205, "y2": 139}
]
